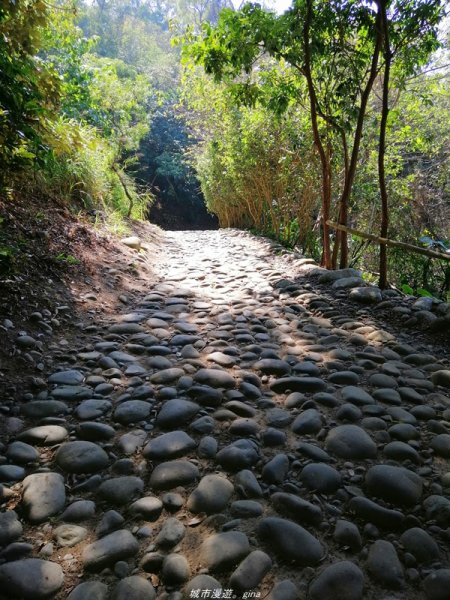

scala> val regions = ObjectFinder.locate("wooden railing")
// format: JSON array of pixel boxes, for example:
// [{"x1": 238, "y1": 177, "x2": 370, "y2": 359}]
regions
[{"x1": 326, "y1": 220, "x2": 450, "y2": 262}]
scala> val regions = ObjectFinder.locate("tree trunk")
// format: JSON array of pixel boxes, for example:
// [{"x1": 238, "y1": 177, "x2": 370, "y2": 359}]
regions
[
  {"x1": 303, "y1": 0, "x2": 332, "y2": 269},
  {"x1": 378, "y1": 0, "x2": 391, "y2": 289},
  {"x1": 332, "y1": 130, "x2": 350, "y2": 269},
  {"x1": 338, "y1": 7, "x2": 383, "y2": 269}
]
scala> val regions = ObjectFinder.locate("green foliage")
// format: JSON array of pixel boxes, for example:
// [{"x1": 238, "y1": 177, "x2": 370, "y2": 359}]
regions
[
  {"x1": 182, "y1": 68, "x2": 320, "y2": 245},
  {"x1": 0, "y1": 0, "x2": 60, "y2": 177},
  {"x1": 54, "y1": 252, "x2": 80, "y2": 264}
]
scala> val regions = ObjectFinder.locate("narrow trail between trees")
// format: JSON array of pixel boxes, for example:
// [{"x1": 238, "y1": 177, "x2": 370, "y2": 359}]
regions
[{"x1": 1, "y1": 229, "x2": 450, "y2": 600}]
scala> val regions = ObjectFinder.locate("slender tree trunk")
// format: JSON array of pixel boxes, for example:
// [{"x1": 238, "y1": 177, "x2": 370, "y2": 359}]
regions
[
  {"x1": 303, "y1": 0, "x2": 332, "y2": 269},
  {"x1": 338, "y1": 7, "x2": 383, "y2": 269},
  {"x1": 332, "y1": 130, "x2": 350, "y2": 269},
  {"x1": 378, "y1": 0, "x2": 391, "y2": 289}
]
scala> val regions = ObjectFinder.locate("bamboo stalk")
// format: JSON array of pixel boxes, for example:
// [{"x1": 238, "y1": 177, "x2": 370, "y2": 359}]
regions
[{"x1": 326, "y1": 221, "x2": 450, "y2": 262}]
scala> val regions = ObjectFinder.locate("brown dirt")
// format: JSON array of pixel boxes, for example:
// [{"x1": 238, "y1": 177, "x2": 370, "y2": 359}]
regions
[{"x1": 0, "y1": 193, "x2": 165, "y2": 403}]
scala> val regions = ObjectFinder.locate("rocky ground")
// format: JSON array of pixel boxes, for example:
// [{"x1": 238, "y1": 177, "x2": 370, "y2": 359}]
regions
[{"x1": 0, "y1": 227, "x2": 450, "y2": 600}]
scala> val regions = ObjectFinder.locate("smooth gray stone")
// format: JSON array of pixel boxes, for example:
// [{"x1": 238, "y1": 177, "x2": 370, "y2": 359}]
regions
[
  {"x1": 67, "y1": 581, "x2": 109, "y2": 600},
  {"x1": 325, "y1": 425, "x2": 377, "y2": 459},
  {"x1": 216, "y1": 440, "x2": 259, "y2": 472},
  {"x1": 341, "y1": 386, "x2": 375, "y2": 406},
  {"x1": 229, "y1": 550, "x2": 272, "y2": 590},
  {"x1": 16, "y1": 335, "x2": 36, "y2": 348},
  {"x1": 75, "y1": 399, "x2": 112, "y2": 420},
  {"x1": 400, "y1": 528, "x2": 440, "y2": 564},
  {"x1": 0, "y1": 511, "x2": 23, "y2": 546},
  {"x1": 292, "y1": 409, "x2": 322, "y2": 434},
  {"x1": 367, "y1": 540, "x2": 404, "y2": 589},
  {"x1": 162, "y1": 492, "x2": 184, "y2": 512},
  {"x1": 96, "y1": 510, "x2": 125, "y2": 538},
  {"x1": 114, "y1": 400, "x2": 151, "y2": 424},
  {"x1": 97, "y1": 476, "x2": 144, "y2": 505},
  {"x1": 229, "y1": 417, "x2": 259, "y2": 436},
  {"x1": 5, "y1": 442, "x2": 35, "y2": 465},
  {"x1": 336, "y1": 403, "x2": 362, "y2": 422},
  {"x1": 140, "y1": 552, "x2": 164, "y2": 573},
  {"x1": 0, "y1": 559, "x2": 64, "y2": 598},
  {"x1": 266, "y1": 407, "x2": 292, "y2": 428},
  {"x1": 197, "y1": 436, "x2": 218, "y2": 458},
  {"x1": 150, "y1": 368, "x2": 185, "y2": 385},
  {"x1": 383, "y1": 441, "x2": 421, "y2": 463},
  {"x1": 83, "y1": 530, "x2": 139, "y2": 570},
  {"x1": 271, "y1": 492, "x2": 322, "y2": 525},
  {"x1": 194, "y1": 368, "x2": 235, "y2": 389},
  {"x1": 200, "y1": 531, "x2": 250, "y2": 571},
  {"x1": 230, "y1": 500, "x2": 263, "y2": 518},
  {"x1": 257, "y1": 517, "x2": 324, "y2": 565},
  {"x1": 239, "y1": 381, "x2": 262, "y2": 399},
  {"x1": 300, "y1": 463, "x2": 341, "y2": 493},
  {"x1": 190, "y1": 415, "x2": 216, "y2": 434},
  {"x1": 143, "y1": 431, "x2": 196, "y2": 460},
  {"x1": 161, "y1": 554, "x2": 190, "y2": 585},
  {"x1": 188, "y1": 386, "x2": 223, "y2": 408},
  {"x1": 150, "y1": 460, "x2": 199, "y2": 490},
  {"x1": 187, "y1": 474, "x2": 234, "y2": 514},
  {"x1": 349, "y1": 287, "x2": 382, "y2": 303},
  {"x1": 129, "y1": 497, "x2": 163, "y2": 520},
  {"x1": 329, "y1": 371, "x2": 360, "y2": 385},
  {"x1": 61, "y1": 500, "x2": 96, "y2": 522},
  {"x1": 370, "y1": 373, "x2": 398, "y2": 388},
  {"x1": 51, "y1": 385, "x2": 92, "y2": 400},
  {"x1": 55, "y1": 441, "x2": 109, "y2": 473},
  {"x1": 423, "y1": 495, "x2": 450, "y2": 527},
  {"x1": 77, "y1": 422, "x2": 115, "y2": 441},
  {"x1": 365, "y1": 465, "x2": 423, "y2": 506},
  {"x1": 109, "y1": 323, "x2": 145, "y2": 334},
  {"x1": 268, "y1": 580, "x2": 299, "y2": 600},
  {"x1": 398, "y1": 386, "x2": 423, "y2": 404},
  {"x1": 54, "y1": 524, "x2": 88, "y2": 547},
  {"x1": 118, "y1": 430, "x2": 147, "y2": 455},
  {"x1": 309, "y1": 561, "x2": 364, "y2": 600},
  {"x1": 254, "y1": 359, "x2": 291, "y2": 375},
  {"x1": 373, "y1": 388, "x2": 401, "y2": 405},
  {"x1": 296, "y1": 442, "x2": 331, "y2": 462},
  {"x1": 262, "y1": 454, "x2": 289, "y2": 484},
  {"x1": 109, "y1": 351, "x2": 138, "y2": 363},
  {"x1": 270, "y1": 377, "x2": 326, "y2": 393},
  {"x1": 333, "y1": 520, "x2": 362, "y2": 551},
  {"x1": 313, "y1": 392, "x2": 340, "y2": 407},
  {"x1": 431, "y1": 434, "x2": 450, "y2": 458},
  {"x1": 261, "y1": 428, "x2": 287, "y2": 447},
  {"x1": 234, "y1": 469, "x2": 263, "y2": 498},
  {"x1": 348, "y1": 497, "x2": 404, "y2": 529},
  {"x1": 49, "y1": 370, "x2": 84, "y2": 385},
  {"x1": 111, "y1": 576, "x2": 155, "y2": 600},
  {"x1": 18, "y1": 425, "x2": 68, "y2": 445},
  {"x1": 171, "y1": 334, "x2": 200, "y2": 346},
  {"x1": 21, "y1": 401, "x2": 69, "y2": 418},
  {"x1": 0, "y1": 541, "x2": 30, "y2": 563},
  {"x1": 388, "y1": 423, "x2": 419, "y2": 441},
  {"x1": 155, "y1": 518, "x2": 185, "y2": 549},
  {"x1": 424, "y1": 569, "x2": 450, "y2": 600},
  {"x1": 156, "y1": 399, "x2": 200, "y2": 429},
  {"x1": 184, "y1": 575, "x2": 222, "y2": 599},
  {"x1": 431, "y1": 370, "x2": 450, "y2": 389},
  {"x1": 0, "y1": 465, "x2": 25, "y2": 482},
  {"x1": 22, "y1": 473, "x2": 66, "y2": 523},
  {"x1": 332, "y1": 276, "x2": 363, "y2": 289},
  {"x1": 319, "y1": 268, "x2": 361, "y2": 282}
]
